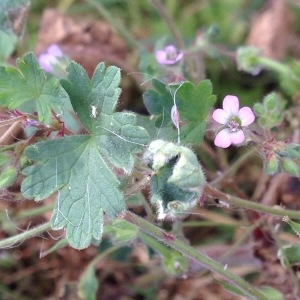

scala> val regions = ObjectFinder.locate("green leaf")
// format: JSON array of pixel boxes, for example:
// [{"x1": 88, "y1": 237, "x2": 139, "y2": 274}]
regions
[
  {"x1": 0, "y1": 166, "x2": 17, "y2": 188},
  {"x1": 176, "y1": 80, "x2": 216, "y2": 143},
  {"x1": 0, "y1": 153, "x2": 10, "y2": 166},
  {"x1": 279, "y1": 244, "x2": 300, "y2": 267},
  {"x1": 62, "y1": 62, "x2": 149, "y2": 172},
  {"x1": 0, "y1": 53, "x2": 69, "y2": 124},
  {"x1": 142, "y1": 79, "x2": 174, "y2": 127},
  {"x1": 78, "y1": 265, "x2": 99, "y2": 300},
  {"x1": 162, "y1": 249, "x2": 188, "y2": 276},
  {"x1": 220, "y1": 281, "x2": 283, "y2": 299},
  {"x1": 143, "y1": 79, "x2": 216, "y2": 144},
  {"x1": 21, "y1": 136, "x2": 123, "y2": 249},
  {"x1": 282, "y1": 216, "x2": 300, "y2": 237},
  {"x1": 0, "y1": 31, "x2": 17, "y2": 63},
  {"x1": 139, "y1": 232, "x2": 188, "y2": 276},
  {"x1": 259, "y1": 286, "x2": 283, "y2": 300},
  {"x1": 218, "y1": 280, "x2": 249, "y2": 297},
  {"x1": 21, "y1": 62, "x2": 149, "y2": 249},
  {"x1": 104, "y1": 219, "x2": 139, "y2": 244}
]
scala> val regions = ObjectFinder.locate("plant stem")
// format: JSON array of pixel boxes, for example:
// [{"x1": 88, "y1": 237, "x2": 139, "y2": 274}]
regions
[
  {"x1": 205, "y1": 184, "x2": 300, "y2": 220},
  {"x1": 14, "y1": 204, "x2": 54, "y2": 220},
  {"x1": 123, "y1": 210, "x2": 268, "y2": 300},
  {"x1": 149, "y1": 0, "x2": 185, "y2": 49},
  {"x1": 258, "y1": 57, "x2": 296, "y2": 78},
  {"x1": 86, "y1": 0, "x2": 142, "y2": 50},
  {"x1": 0, "y1": 222, "x2": 51, "y2": 248}
]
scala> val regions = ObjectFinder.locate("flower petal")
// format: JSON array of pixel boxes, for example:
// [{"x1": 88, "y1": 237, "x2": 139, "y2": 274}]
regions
[
  {"x1": 165, "y1": 45, "x2": 177, "y2": 53},
  {"x1": 38, "y1": 54, "x2": 57, "y2": 72},
  {"x1": 212, "y1": 108, "x2": 229, "y2": 124},
  {"x1": 156, "y1": 50, "x2": 167, "y2": 64},
  {"x1": 223, "y1": 95, "x2": 239, "y2": 115},
  {"x1": 175, "y1": 52, "x2": 184, "y2": 63},
  {"x1": 47, "y1": 44, "x2": 63, "y2": 57},
  {"x1": 214, "y1": 128, "x2": 232, "y2": 148},
  {"x1": 238, "y1": 107, "x2": 255, "y2": 126},
  {"x1": 230, "y1": 130, "x2": 245, "y2": 144}
]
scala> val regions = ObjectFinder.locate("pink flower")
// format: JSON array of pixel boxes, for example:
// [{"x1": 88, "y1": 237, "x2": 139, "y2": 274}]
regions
[
  {"x1": 38, "y1": 44, "x2": 64, "y2": 72},
  {"x1": 156, "y1": 45, "x2": 183, "y2": 65},
  {"x1": 212, "y1": 95, "x2": 255, "y2": 148}
]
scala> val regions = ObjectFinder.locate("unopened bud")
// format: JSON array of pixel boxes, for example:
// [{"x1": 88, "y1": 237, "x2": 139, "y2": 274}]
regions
[
  {"x1": 264, "y1": 154, "x2": 279, "y2": 174},
  {"x1": 286, "y1": 144, "x2": 300, "y2": 159},
  {"x1": 253, "y1": 103, "x2": 264, "y2": 116},
  {"x1": 265, "y1": 93, "x2": 277, "y2": 111},
  {"x1": 236, "y1": 46, "x2": 262, "y2": 76},
  {"x1": 281, "y1": 158, "x2": 299, "y2": 177},
  {"x1": 144, "y1": 140, "x2": 206, "y2": 220}
]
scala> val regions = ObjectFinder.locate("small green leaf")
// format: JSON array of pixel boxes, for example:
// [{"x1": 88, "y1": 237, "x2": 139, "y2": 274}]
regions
[
  {"x1": 143, "y1": 79, "x2": 215, "y2": 144},
  {"x1": 220, "y1": 281, "x2": 283, "y2": 300},
  {"x1": 105, "y1": 219, "x2": 138, "y2": 244},
  {"x1": 0, "y1": 53, "x2": 69, "y2": 124},
  {"x1": 259, "y1": 286, "x2": 283, "y2": 300},
  {"x1": 286, "y1": 144, "x2": 300, "y2": 159},
  {"x1": 162, "y1": 250, "x2": 188, "y2": 276},
  {"x1": 281, "y1": 158, "x2": 299, "y2": 177},
  {"x1": 218, "y1": 280, "x2": 249, "y2": 297},
  {"x1": 0, "y1": 153, "x2": 10, "y2": 166},
  {"x1": 0, "y1": 31, "x2": 17, "y2": 63},
  {"x1": 142, "y1": 79, "x2": 174, "y2": 127},
  {"x1": 282, "y1": 216, "x2": 300, "y2": 237},
  {"x1": 177, "y1": 80, "x2": 215, "y2": 119},
  {"x1": 279, "y1": 244, "x2": 300, "y2": 267},
  {"x1": 139, "y1": 232, "x2": 188, "y2": 275},
  {"x1": 0, "y1": 166, "x2": 17, "y2": 188},
  {"x1": 78, "y1": 265, "x2": 99, "y2": 300}
]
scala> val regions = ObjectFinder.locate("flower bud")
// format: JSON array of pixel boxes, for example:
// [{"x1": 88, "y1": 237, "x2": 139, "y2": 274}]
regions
[
  {"x1": 236, "y1": 46, "x2": 262, "y2": 75},
  {"x1": 253, "y1": 103, "x2": 264, "y2": 116},
  {"x1": 281, "y1": 158, "x2": 299, "y2": 177},
  {"x1": 265, "y1": 93, "x2": 277, "y2": 111},
  {"x1": 144, "y1": 140, "x2": 206, "y2": 220},
  {"x1": 264, "y1": 154, "x2": 279, "y2": 174},
  {"x1": 286, "y1": 144, "x2": 300, "y2": 159}
]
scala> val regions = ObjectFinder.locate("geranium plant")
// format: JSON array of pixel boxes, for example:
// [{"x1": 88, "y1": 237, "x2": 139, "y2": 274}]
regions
[{"x1": 1, "y1": 1, "x2": 300, "y2": 299}]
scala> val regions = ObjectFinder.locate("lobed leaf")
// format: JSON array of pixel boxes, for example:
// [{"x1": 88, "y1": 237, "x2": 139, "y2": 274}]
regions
[
  {"x1": 21, "y1": 62, "x2": 149, "y2": 249},
  {"x1": 143, "y1": 79, "x2": 216, "y2": 144},
  {"x1": 0, "y1": 53, "x2": 69, "y2": 124},
  {"x1": 62, "y1": 61, "x2": 149, "y2": 172}
]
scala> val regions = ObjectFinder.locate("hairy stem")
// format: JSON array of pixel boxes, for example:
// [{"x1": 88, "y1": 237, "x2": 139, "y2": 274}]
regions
[
  {"x1": 124, "y1": 210, "x2": 268, "y2": 300},
  {"x1": 0, "y1": 222, "x2": 51, "y2": 249},
  {"x1": 205, "y1": 184, "x2": 300, "y2": 220}
]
